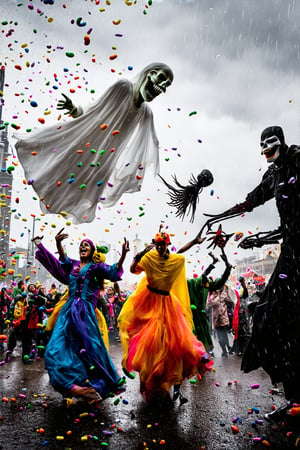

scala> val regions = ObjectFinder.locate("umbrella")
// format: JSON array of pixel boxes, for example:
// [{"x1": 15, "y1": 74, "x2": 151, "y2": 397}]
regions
[
  {"x1": 241, "y1": 270, "x2": 256, "y2": 277},
  {"x1": 253, "y1": 275, "x2": 265, "y2": 285}
]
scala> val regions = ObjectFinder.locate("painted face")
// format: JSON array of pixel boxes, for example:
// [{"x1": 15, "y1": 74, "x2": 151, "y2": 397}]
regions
[
  {"x1": 140, "y1": 69, "x2": 173, "y2": 103},
  {"x1": 155, "y1": 241, "x2": 169, "y2": 257},
  {"x1": 260, "y1": 135, "x2": 281, "y2": 163},
  {"x1": 79, "y1": 240, "x2": 93, "y2": 260}
]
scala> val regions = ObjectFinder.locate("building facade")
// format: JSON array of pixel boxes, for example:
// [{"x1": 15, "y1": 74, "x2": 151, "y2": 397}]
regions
[{"x1": 0, "y1": 67, "x2": 13, "y2": 264}]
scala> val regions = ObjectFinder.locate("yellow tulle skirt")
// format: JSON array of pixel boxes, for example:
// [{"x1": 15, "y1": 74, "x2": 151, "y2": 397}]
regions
[{"x1": 118, "y1": 277, "x2": 213, "y2": 398}]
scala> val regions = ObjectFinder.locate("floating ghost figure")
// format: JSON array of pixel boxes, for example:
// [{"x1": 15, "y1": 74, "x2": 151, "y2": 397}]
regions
[{"x1": 15, "y1": 63, "x2": 173, "y2": 224}]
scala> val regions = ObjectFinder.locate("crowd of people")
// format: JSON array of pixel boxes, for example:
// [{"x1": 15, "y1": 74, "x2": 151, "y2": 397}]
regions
[
  {"x1": 0, "y1": 276, "x2": 132, "y2": 357},
  {"x1": 0, "y1": 228, "x2": 262, "y2": 406}
]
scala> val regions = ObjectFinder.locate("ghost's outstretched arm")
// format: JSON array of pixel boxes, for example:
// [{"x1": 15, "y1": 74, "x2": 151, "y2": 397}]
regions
[{"x1": 57, "y1": 93, "x2": 83, "y2": 118}]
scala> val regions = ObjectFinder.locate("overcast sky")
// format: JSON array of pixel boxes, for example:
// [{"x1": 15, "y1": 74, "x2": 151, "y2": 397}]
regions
[{"x1": 1, "y1": 0, "x2": 299, "y2": 282}]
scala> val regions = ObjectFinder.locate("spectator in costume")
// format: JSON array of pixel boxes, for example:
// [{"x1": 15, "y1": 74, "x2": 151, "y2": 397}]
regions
[
  {"x1": 4, "y1": 293, "x2": 28, "y2": 363},
  {"x1": 230, "y1": 277, "x2": 251, "y2": 356},
  {"x1": 0, "y1": 288, "x2": 11, "y2": 353},
  {"x1": 207, "y1": 284, "x2": 234, "y2": 357},
  {"x1": 187, "y1": 251, "x2": 232, "y2": 357}
]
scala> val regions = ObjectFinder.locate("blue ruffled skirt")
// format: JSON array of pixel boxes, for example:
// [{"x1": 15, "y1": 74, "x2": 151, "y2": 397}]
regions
[{"x1": 45, "y1": 297, "x2": 122, "y2": 397}]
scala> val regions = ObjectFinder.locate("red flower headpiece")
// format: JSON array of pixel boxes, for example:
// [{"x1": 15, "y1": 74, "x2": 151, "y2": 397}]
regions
[{"x1": 153, "y1": 231, "x2": 171, "y2": 245}]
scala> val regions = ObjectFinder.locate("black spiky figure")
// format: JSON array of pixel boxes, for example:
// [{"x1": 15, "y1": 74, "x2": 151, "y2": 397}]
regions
[{"x1": 158, "y1": 169, "x2": 214, "y2": 222}]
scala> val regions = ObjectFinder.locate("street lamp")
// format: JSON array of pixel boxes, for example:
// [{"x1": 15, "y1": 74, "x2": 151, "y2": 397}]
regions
[{"x1": 30, "y1": 214, "x2": 41, "y2": 259}]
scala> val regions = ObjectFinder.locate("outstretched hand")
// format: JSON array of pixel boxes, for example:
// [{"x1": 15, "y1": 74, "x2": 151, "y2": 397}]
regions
[
  {"x1": 196, "y1": 218, "x2": 213, "y2": 241},
  {"x1": 57, "y1": 93, "x2": 74, "y2": 114},
  {"x1": 31, "y1": 235, "x2": 44, "y2": 246},
  {"x1": 195, "y1": 236, "x2": 206, "y2": 245},
  {"x1": 55, "y1": 228, "x2": 68, "y2": 244},
  {"x1": 122, "y1": 238, "x2": 130, "y2": 254}
]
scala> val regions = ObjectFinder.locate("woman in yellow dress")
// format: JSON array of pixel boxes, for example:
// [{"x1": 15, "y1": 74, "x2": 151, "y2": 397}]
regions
[{"x1": 118, "y1": 230, "x2": 213, "y2": 405}]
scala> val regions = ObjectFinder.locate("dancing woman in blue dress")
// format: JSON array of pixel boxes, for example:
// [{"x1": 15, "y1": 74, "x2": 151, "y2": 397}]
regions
[{"x1": 32, "y1": 229, "x2": 130, "y2": 404}]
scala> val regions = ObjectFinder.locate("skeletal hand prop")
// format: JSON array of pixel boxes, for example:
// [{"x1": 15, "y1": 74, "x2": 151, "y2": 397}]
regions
[
  {"x1": 205, "y1": 224, "x2": 234, "y2": 250},
  {"x1": 238, "y1": 228, "x2": 282, "y2": 249}
]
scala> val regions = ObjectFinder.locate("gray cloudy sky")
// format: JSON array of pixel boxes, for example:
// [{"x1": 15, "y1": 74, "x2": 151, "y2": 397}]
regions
[{"x1": 1, "y1": 0, "x2": 299, "y2": 280}]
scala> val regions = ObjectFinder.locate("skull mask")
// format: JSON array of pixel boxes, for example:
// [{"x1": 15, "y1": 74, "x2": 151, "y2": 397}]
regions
[
  {"x1": 260, "y1": 126, "x2": 285, "y2": 163},
  {"x1": 139, "y1": 68, "x2": 173, "y2": 103}
]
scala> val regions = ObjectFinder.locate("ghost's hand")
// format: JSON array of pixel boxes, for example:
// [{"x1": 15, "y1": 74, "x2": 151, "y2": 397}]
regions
[
  {"x1": 57, "y1": 94, "x2": 83, "y2": 118},
  {"x1": 57, "y1": 94, "x2": 74, "y2": 113}
]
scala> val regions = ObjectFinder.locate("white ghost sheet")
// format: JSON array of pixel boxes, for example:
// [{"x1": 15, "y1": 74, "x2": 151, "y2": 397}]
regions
[{"x1": 15, "y1": 78, "x2": 159, "y2": 224}]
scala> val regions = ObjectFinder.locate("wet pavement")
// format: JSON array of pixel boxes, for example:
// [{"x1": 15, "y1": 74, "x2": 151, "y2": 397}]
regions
[{"x1": 1, "y1": 335, "x2": 300, "y2": 450}]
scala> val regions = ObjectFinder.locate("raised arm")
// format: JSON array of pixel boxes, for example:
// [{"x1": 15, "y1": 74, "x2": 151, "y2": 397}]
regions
[
  {"x1": 209, "y1": 249, "x2": 232, "y2": 291},
  {"x1": 57, "y1": 93, "x2": 84, "y2": 118},
  {"x1": 116, "y1": 238, "x2": 130, "y2": 271},
  {"x1": 177, "y1": 236, "x2": 206, "y2": 254},
  {"x1": 55, "y1": 228, "x2": 69, "y2": 262},
  {"x1": 130, "y1": 244, "x2": 154, "y2": 273}
]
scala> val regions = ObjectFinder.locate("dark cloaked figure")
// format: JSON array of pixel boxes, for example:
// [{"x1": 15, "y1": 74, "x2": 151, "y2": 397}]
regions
[{"x1": 202, "y1": 126, "x2": 300, "y2": 422}]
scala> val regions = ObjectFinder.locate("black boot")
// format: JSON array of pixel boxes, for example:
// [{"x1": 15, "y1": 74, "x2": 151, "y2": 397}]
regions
[
  {"x1": 179, "y1": 393, "x2": 188, "y2": 406},
  {"x1": 264, "y1": 401, "x2": 293, "y2": 423},
  {"x1": 173, "y1": 385, "x2": 180, "y2": 401},
  {"x1": 173, "y1": 385, "x2": 188, "y2": 405}
]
